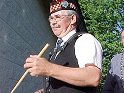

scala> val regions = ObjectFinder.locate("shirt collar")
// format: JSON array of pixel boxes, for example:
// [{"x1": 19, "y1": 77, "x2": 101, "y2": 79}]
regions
[
  {"x1": 61, "y1": 29, "x2": 76, "y2": 43},
  {"x1": 56, "y1": 29, "x2": 76, "y2": 46}
]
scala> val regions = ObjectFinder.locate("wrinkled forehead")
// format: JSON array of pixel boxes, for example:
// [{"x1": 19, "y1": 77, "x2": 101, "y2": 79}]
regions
[{"x1": 50, "y1": 10, "x2": 67, "y2": 16}]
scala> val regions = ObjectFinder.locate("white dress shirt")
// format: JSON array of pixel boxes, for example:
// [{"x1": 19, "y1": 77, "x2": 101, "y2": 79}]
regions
[{"x1": 57, "y1": 29, "x2": 103, "y2": 69}]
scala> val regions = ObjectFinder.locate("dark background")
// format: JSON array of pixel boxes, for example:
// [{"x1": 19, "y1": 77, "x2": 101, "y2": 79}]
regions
[{"x1": 0, "y1": 0, "x2": 55, "y2": 93}]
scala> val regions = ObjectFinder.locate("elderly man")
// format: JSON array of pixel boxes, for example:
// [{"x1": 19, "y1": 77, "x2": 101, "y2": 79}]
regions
[{"x1": 24, "y1": 0, "x2": 103, "y2": 93}]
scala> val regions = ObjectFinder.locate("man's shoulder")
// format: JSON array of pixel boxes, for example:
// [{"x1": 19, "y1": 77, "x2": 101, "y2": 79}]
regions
[
  {"x1": 76, "y1": 33, "x2": 101, "y2": 45},
  {"x1": 76, "y1": 33, "x2": 95, "y2": 40},
  {"x1": 111, "y1": 52, "x2": 123, "y2": 64},
  {"x1": 112, "y1": 52, "x2": 123, "y2": 58}
]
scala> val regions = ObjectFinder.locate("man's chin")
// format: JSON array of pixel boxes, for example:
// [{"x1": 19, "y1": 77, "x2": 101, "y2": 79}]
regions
[{"x1": 53, "y1": 31, "x2": 60, "y2": 36}]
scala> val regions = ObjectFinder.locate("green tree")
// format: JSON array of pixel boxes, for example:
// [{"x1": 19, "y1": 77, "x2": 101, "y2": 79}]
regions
[{"x1": 79, "y1": 0, "x2": 124, "y2": 92}]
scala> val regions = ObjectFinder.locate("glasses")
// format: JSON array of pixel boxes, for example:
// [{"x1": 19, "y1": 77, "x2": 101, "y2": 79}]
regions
[{"x1": 48, "y1": 15, "x2": 70, "y2": 22}]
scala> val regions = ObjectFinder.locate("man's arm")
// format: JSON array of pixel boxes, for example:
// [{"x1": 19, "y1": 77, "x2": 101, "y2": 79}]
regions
[
  {"x1": 24, "y1": 57, "x2": 101, "y2": 87},
  {"x1": 48, "y1": 62, "x2": 101, "y2": 87}
]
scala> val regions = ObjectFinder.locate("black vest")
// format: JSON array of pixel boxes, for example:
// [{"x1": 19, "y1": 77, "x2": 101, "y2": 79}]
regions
[{"x1": 46, "y1": 33, "x2": 98, "y2": 93}]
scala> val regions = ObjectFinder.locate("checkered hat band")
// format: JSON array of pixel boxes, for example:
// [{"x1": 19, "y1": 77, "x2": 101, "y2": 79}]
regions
[{"x1": 50, "y1": 2, "x2": 76, "y2": 14}]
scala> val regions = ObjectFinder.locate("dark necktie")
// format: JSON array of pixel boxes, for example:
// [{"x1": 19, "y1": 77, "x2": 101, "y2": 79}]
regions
[
  {"x1": 56, "y1": 38, "x2": 63, "y2": 49},
  {"x1": 49, "y1": 38, "x2": 63, "y2": 60}
]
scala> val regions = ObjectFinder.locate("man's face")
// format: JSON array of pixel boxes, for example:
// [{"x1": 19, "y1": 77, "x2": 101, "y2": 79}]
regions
[
  {"x1": 121, "y1": 30, "x2": 124, "y2": 46},
  {"x1": 49, "y1": 10, "x2": 72, "y2": 38}
]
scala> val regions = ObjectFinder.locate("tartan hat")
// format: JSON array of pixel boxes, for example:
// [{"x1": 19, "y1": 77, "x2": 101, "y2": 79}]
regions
[
  {"x1": 49, "y1": 0, "x2": 88, "y2": 32},
  {"x1": 50, "y1": 0, "x2": 77, "y2": 14}
]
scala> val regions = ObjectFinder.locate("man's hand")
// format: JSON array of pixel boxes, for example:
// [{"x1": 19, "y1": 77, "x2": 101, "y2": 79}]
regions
[{"x1": 24, "y1": 55, "x2": 51, "y2": 77}]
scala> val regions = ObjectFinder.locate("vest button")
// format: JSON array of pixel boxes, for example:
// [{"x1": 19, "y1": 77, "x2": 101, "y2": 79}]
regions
[
  {"x1": 48, "y1": 89, "x2": 50, "y2": 92},
  {"x1": 46, "y1": 77, "x2": 49, "y2": 80},
  {"x1": 46, "y1": 88, "x2": 50, "y2": 93}
]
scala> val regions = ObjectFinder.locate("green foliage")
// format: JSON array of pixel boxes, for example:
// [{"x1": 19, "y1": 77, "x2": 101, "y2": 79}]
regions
[{"x1": 79, "y1": 0, "x2": 124, "y2": 92}]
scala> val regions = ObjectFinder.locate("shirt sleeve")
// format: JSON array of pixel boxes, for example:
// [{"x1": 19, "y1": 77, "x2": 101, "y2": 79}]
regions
[{"x1": 75, "y1": 33, "x2": 103, "y2": 69}]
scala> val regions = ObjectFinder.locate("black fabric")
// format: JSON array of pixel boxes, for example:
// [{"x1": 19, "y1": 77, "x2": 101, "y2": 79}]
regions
[
  {"x1": 46, "y1": 32, "x2": 97, "y2": 93},
  {"x1": 102, "y1": 71, "x2": 116, "y2": 93},
  {"x1": 73, "y1": 0, "x2": 87, "y2": 32},
  {"x1": 102, "y1": 72, "x2": 124, "y2": 93}
]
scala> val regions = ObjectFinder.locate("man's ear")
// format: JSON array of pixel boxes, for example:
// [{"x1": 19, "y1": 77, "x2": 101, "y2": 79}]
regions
[{"x1": 70, "y1": 14, "x2": 77, "y2": 25}]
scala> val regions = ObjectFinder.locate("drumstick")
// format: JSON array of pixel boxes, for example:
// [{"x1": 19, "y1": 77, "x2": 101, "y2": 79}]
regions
[{"x1": 10, "y1": 43, "x2": 50, "y2": 93}]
